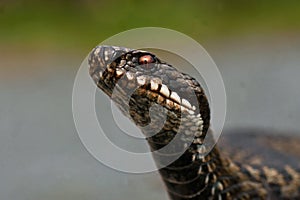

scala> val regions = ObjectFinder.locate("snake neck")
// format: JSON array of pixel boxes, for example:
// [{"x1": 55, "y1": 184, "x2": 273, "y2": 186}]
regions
[{"x1": 146, "y1": 128, "x2": 269, "y2": 200}]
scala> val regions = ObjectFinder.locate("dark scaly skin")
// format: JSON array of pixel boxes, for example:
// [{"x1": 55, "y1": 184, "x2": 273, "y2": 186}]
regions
[{"x1": 88, "y1": 45, "x2": 300, "y2": 200}]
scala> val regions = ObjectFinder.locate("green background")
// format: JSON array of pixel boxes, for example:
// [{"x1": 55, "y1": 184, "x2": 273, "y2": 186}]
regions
[{"x1": 1, "y1": 0, "x2": 299, "y2": 52}]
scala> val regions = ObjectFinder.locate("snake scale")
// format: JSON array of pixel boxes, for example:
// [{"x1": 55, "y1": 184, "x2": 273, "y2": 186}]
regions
[{"x1": 88, "y1": 45, "x2": 300, "y2": 200}]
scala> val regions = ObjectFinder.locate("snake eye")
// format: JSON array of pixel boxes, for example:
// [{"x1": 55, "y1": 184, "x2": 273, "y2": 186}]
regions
[{"x1": 138, "y1": 55, "x2": 155, "y2": 66}]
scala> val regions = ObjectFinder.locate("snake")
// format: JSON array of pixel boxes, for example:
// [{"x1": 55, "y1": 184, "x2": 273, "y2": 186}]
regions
[{"x1": 88, "y1": 45, "x2": 300, "y2": 200}]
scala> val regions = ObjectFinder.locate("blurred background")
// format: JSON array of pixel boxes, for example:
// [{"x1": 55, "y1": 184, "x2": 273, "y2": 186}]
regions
[{"x1": 1, "y1": 0, "x2": 300, "y2": 199}]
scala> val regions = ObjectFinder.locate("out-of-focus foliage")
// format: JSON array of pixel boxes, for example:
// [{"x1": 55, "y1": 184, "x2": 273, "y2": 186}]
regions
[{"x1": 0, "y1": 0, "x2": 299, "y2": 50}]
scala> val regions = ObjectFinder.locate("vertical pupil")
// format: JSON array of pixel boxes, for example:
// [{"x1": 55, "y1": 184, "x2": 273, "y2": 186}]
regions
[{"x1": 139, "y1": 55, "x2": 154, "y2": 65}]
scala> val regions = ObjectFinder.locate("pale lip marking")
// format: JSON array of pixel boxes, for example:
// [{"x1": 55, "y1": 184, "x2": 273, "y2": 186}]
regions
[{"x1": 100, "y1": 50, "x2": 197, "y2": 115}]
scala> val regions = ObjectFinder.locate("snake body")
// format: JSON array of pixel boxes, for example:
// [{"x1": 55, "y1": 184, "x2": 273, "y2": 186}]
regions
[{"x1": 89, "y1": 45, "x2": 300, "y2": 200}]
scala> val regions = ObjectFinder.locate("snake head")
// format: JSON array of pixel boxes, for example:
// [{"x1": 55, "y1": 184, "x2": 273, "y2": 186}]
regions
[
  {"x1": 89, "y1": 45, "x2": 210, "y2": 139},
  {"x1": 89, "y1": 45, "x2": 160, "y2": 97}
]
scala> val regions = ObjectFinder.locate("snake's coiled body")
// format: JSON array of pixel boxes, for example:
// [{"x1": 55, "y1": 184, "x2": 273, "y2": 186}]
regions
[{"x1": 89, "y1": 45, "x2": 300, "y2": 200}]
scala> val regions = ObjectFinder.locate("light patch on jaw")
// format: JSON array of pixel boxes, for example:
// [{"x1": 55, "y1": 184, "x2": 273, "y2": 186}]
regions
[
  {"x1": 137, "y1": 76, "x2": 147, "y2": 85},
  {"x1": 160, "y1": 84, "x2": 170, "y2": 97},
  {"x1": 150, "y1": 79, "x2": 159, "y2": 91},
  {"x1": 180, "y1": 106, "x2": 195, "y2": 115},
  {"x1": 126, "y1": 72, "x2": 134, "y2": 81},
  {"x1": 116, "y1": 69, "x2": 124, "y2": 78},
  {"x1": 181, "y1": 98, "x2": 196, "y2": 111},
  {"x1": 148, "y1": 79, "x2": 197, "y2": 114},
  {"x1": 121, "y1": 72, "x2": 198, "y2": 115},
  {"x1": 170, "y1": 92, "x2": 181, "y2": 104}
]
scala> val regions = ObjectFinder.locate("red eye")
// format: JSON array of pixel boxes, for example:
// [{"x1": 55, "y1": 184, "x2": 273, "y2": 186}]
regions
[{"x1": 138, "y1": 55, "x2": 155, "y2": 65}]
